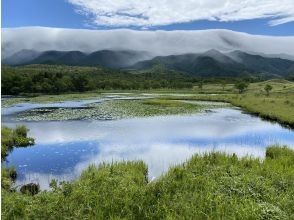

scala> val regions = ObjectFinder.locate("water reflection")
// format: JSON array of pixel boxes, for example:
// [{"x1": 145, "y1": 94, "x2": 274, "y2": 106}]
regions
[{"x1": 3, "y1": 108, "x2": 294, "y2": 189}]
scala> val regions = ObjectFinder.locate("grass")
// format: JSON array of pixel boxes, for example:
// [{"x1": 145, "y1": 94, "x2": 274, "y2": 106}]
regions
[
  {"x1": 143, "y1": 99, "x2": 194, "y2": 107},
  {"x1": 1, "y1": 126, "x2": 35, "y2": 192},
  {"x1": 1, "y1": 126, "x2": 35, "y2": 160},
  {"x1": 162, "y1": 92, "x2": 294, "y2": 127},
  {"x1": 159, "y1": 80, "x2": 294, "y2": 127},
  {"x1": 228, "y1": 81, "x2": 294, "y2": 127},
  {"x1": 227, "y1": 94, "x2": 294, "y2": 127},
  {"x1": 2, "y1": 146, "x2": 294, "y2": 219},
  {"x1": 1, "y1": 92, "x2": 104, "y2": 107}
]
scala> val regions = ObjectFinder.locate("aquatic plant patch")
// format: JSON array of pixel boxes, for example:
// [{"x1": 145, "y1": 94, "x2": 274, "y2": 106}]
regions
[{"x1": 14, "y1": 99, "x2": 217, "y2": 121}]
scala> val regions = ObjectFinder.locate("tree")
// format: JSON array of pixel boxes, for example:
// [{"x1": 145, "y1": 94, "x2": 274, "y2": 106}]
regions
[
  {"x1": 264, "y1": 84, "x2": 273, "y2": 96},
  {"x1": 235, "y1": 82, "x2": 248, "y2": 94},
  {"x1": 72, "y1": 74, "x2": 89, "y2": 92},
  {"x1": 10, "y1": 87, "x2": 21, "y2": 95}
]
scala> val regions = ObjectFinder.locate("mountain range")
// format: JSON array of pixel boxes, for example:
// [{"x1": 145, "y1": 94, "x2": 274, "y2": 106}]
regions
[
  {"x1": 131, "y1": 50, "x2": 294, "y2": 77},
  {"x1": 3, "y1": 28, "x2": 294, "y2": 78},
  {"x1": 3, "y1": 49, "x2": 294, "y2": 78},
  {"x1": 3, "y1": 49, "x2": 152, "y2": 69}
]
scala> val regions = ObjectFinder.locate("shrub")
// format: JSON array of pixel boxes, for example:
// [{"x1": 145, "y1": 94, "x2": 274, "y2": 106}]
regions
[
  {"x1": 235, "y1": 82, "x2": 249, "y2": 93},
  {"x1": 20, "y1": 183, "x2": 40, "y2": 196},
  {"x1": 284, "y1": 100, "x2": 290, "y2": 105},
  {"x1": 264, "y1": 84, "x2": 273, "y2": 96},
  {"x1": 14, "y1": 125, "x2": 29, "y2": 138},
  {"x1": 14, "y1": 137, "x2": 35, "y2": 146}
]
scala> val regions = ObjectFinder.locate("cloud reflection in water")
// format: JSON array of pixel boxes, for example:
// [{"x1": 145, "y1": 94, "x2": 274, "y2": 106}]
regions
[{"x1": 4, "y1": 108, "x2": 294, "y2": 189}]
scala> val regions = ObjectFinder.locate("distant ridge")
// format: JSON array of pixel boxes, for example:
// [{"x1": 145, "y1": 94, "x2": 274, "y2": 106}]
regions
[
  {"x1": 2, "y1": 49, "x2": 41, "y2": 65},
  {"x1": 130, "y1": 50, "x2": 294, "y2": 77},
  {"x1": 3, "y1": 49, "x2": 152, "y2": 69}
]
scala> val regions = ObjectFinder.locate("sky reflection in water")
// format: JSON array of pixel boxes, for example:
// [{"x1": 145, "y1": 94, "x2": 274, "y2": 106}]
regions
[{"x1": 3, "y1": 108, "x2": 294, "y2": 189}]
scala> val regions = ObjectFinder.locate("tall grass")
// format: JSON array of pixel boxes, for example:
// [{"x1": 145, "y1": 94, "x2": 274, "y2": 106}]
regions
[{"x1": 2, "y1": 146, "x2": 294, "y2": 219}]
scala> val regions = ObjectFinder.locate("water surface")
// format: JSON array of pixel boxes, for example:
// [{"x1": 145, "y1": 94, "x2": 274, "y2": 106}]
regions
[{"x1": 3, "y1": 105, "x2": 293, "y2": 189}]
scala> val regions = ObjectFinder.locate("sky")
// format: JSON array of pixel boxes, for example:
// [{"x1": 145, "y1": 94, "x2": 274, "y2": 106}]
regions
[{"x1": 2, "y1": 0, "x2": 294, "y2": 36}]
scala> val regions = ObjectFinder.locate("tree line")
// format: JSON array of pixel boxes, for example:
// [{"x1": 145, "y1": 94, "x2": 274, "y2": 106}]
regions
[
  {"x1": 2, "y1": 65, "x2": 200, "y2": 95},
  {"x1": 2, "y1": 64, "x2": 265, "y2": 95}
]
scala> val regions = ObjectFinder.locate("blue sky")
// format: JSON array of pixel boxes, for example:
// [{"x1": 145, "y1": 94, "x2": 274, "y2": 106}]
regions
[{"x1": 2, "y1": 0, "x2": 294, "y2": 36}]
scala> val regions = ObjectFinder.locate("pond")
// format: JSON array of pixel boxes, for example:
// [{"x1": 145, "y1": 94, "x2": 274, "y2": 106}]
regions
[{"x1": 2, "y1": 98, "x2": 294, "y2": 189}]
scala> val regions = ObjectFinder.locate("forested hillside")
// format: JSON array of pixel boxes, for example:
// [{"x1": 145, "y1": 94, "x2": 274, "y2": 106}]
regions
[{"x1": 1, "y1": 65, "x2": 198, "y2": 94}]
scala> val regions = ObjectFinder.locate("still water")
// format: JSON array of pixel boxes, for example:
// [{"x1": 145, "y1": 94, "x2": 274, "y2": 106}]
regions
[{"x1": 2, "y1": 101, "x2": 294, "y2": 189}]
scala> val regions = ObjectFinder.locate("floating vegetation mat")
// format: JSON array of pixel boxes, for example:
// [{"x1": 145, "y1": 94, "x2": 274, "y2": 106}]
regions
[{"x1": 14, "y1": 99, "x2": 228, "y2": 121}]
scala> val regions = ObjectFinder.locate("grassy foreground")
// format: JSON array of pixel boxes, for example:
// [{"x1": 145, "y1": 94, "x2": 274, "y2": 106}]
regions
[{"x1": 2, "y1": 146, "x2": 294, "y2": 219}]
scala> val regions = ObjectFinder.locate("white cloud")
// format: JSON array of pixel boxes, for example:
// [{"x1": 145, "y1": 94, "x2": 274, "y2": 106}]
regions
[
  {"x1": 67, "y1": 0, "x2": 294, "y2": 27},
  {"x1": 2, "y1": 27, "x2": 294, "y2": 59}
]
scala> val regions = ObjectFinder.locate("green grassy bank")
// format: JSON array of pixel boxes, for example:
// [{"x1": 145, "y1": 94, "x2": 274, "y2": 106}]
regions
[
  {"x1": 1, "y1": 126, "x2": 34, "y2": 160},
  {"x1": 1, "y1": 126, "x2": 35, "y2": 191},
  {"x1": 159, "y1": 80, "x2": 294, "y2": 127},
  {"x1": 2, "y1": 146, "x2": 294, "y2": 219},
  {"x1": 164, "y1": 93, "x2": 294, "y2": 128}
]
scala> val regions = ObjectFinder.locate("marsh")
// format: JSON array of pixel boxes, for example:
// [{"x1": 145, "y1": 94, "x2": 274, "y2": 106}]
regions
[{"x1": 2, "y1": 95, "x2": 293, "y2": 188}]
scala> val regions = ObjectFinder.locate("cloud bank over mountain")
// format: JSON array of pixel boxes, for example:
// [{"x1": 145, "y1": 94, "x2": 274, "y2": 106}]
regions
[{"x1": 2, "y1": 27, "x2": 294, "y2": 58}]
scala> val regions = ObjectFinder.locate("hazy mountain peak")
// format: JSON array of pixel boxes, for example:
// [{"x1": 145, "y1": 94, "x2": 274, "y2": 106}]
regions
[
  {"x1": 2, "y1": 49, "x2": 41, "y2": 65},
  {"x1": 203, "y1": 49, "x2": 222, "y2": 55},
  {"x1": 202, "y1": 49, "x2": 235, "y2": 64},
  {"x1": 3, "y1": 49, "x2": 154, "y2": 68}
]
